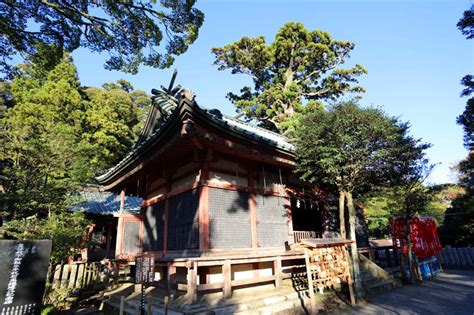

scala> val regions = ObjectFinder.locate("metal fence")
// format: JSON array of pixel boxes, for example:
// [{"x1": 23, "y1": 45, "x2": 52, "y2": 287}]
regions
[{"x1": 438, "y1": 246, "x2": 474, "y2": 267}]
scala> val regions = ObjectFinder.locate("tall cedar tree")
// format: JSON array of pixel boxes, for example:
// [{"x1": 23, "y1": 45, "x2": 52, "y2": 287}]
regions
[
  {"x1": 294, "y1": 101, "x2": 429, "y2": 296},
  {"x1": 212, "y1": 22, "x2": 367, "y2": 132},
  {"x1": 442, "y1": 5, "x2": 474, "y2": 246},
  {"x1": 0, "y1": 0, "x2": 204, "y2": 77}
]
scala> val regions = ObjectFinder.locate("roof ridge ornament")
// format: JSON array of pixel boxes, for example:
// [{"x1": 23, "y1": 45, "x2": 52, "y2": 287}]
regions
[{"x1": 138, "y1": 70, "x2": 196, "y2": 144}]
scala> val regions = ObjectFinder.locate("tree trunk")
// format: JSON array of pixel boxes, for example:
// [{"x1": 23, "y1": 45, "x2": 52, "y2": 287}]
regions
[
  {"x1": 346, "y1": 191, "x2": 363, "y2": 299},
  {"x1": 339, "y1": 190, "x2": 346, "y2": 238},
  {"x1": 406, "y1": 218, "x2": 417, "y2": 283}
]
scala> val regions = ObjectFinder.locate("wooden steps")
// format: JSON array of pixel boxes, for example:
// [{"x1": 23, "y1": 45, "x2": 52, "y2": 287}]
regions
[
  {"x1": 103, "y1": 286, "x2": 314, "y2": 315},
  {"x1": 359, "y1": 254, "x2": 400, "y2": 297}
]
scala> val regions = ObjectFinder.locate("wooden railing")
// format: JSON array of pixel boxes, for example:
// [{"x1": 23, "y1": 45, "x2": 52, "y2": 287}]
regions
[
  {"x1": 358, "y1": 246, "x2": 397, "y2": 268},
  {"x1": 293, "y1": 230, "x2": 323, "y2": 243}
]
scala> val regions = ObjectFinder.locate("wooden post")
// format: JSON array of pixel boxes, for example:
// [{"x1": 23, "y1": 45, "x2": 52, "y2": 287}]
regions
[
  {"x1": 116, "y1": 216, "x2": 124, "y2": 256},
  {"x1": 167, "y1": 263, "x2": 176, "y2": 294},
  {"x1": 164, "y1": 296, "x2": 169, "y2": 315},
  {"x1": 119, "y1": 296, "x2": 125, "y2": 315},
  {"x1": 247, "y1": 169, "x2": 258, "y2": 248},
  {"x1": 198, "y1": 160, "x2": 210, "y2": 251},
  {"x1": 186, "y1": 261, "x2": 198, "y2": 303},
  {"x1": 304, "y1": 249, "x2": 316, "y2": 312},
  {"x1": 274, "y1": 256, "x2": 283, "y2": 289},
  {"x1": 287, "y1": 197, "x2": 294, "y2": 244},
  {"x1": 120, "y1": 189, "x2": 125, "y2": 212},
  {"x1": 52, "y1": 263, "x2": 62, "y2": 289},
  {"x1": 342, "y1": 246, "x2": 356, "y2": 306},
  {"x1": 68, "y1": 264, "x2": 78, "y2": 289},
  {"x1": 147, "y1": 294, "x2": 151, "y2": 315},
  {"x1": 222, "y1": 260, "x2": 232, "y2": 299},
  {"x1": 198, "y1": 186, "x2": 210, "y2": 251},
  {"x1": 77, "y1": 263, "x2": 85, "y2": 288}
]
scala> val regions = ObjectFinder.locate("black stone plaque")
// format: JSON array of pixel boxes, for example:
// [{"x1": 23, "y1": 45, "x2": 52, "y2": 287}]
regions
[
  {"x1": 135, "y1": 254, "x2": 155, "y2": 284},
  {"x1": 0, "y1": 240, "x2": 52, "y2": 315}
]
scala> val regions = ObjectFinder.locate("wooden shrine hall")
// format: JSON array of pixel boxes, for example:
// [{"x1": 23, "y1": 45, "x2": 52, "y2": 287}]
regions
[{"x1": 96, "y1": 75, "x2": 353, "y2": 303}]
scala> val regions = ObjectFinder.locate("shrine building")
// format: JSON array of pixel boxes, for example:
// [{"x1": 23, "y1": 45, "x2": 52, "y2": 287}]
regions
[{"x1": 96, "y1": 79, "x2": 332, "y2": 301}]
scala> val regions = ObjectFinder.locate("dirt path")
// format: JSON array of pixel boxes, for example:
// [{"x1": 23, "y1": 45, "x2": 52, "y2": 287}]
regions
[{"x1": 328, "y1": 269, "x2": 474, "y2": 315}]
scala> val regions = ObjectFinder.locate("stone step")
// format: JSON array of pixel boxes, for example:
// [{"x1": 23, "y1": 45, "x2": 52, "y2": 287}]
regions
[
  {"x1": 235, "y1": 297, "x2": 307, "y2": 315},
  {"x1": 104, "y1": 288, "x2": 303, "y2": 315},
  {"x1": 363, "y1": 279, "x2": 400, "y2": 298},
  {"x1": 361, "y1": 276, "x2": 394, "y2": 287}
]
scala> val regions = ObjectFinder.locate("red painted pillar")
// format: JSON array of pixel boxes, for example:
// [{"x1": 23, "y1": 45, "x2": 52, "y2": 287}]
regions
[
  {"x1": 248, "y1": 168, "x2": 258, "y2": 248},
  {"x1": 199, "y1": 161, "x2": 210, "y2": 251}
]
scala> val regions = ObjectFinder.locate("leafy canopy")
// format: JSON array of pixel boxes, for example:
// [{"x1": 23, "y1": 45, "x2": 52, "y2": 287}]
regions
[
  {"x1": 445, "y1": 5, "x2": 474, "y2": 246},
  {"x1": 0, "y1": 52, "x2": 149, "y2": 222},
  {"x1": 294, "y1": 101, "x2": 430, "y2": 194},
  {"x1": 0, "y1": 0, "x2": 204, "y2": 76},
  {"x1": 363, "y1": 184, "x2": 460, "y2": 238},
  {"x1": 212, "y1": 22, "x2": 367, "y2": 131},
  {"x1": 457, "y1": 5, "x2": 474, "y2": 40}
]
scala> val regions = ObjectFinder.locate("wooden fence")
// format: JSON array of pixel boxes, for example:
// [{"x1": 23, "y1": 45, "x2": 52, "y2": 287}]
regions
[
  {"x1": 48, "y1": 261, "x2": 115, "y2": 289},
  {"x1": 293, "y1": 230, "x2": 323, "y2": 243},
  {"x1": 438, "y1": 246, "x2": 474, "y2": 267}
]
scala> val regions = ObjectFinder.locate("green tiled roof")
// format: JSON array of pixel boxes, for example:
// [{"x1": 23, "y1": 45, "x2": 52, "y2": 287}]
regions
[{"x1": 96, "y1": 91, "x2": 294, "y2": 183}]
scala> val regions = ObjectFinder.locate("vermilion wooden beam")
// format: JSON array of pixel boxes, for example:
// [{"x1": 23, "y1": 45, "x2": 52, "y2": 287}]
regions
[
  {"x1": 248, "y1": 168, "x2": 259, "y2": 248},
  {"x1": 198, "y1": 155, "x2": 210, "y2": 251}
]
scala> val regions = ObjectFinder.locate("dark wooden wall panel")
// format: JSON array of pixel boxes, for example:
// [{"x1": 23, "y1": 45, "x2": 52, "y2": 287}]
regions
[
  {"x1": 142, "y1": 201, "x2": 165, "y2": 251},
  {"x1": 167, "y1": 190, "x2": 199, "y2": 250},
  {"x1": 256, "y1": 195, "x2": 288, "y2": 247},
  {"x1": 209, "y1": 188, "x2": 252, "y2": 249}
]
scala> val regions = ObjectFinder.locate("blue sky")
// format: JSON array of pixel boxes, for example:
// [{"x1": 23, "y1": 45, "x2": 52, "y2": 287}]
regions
[{"x1": 72, "y1": 0, "x2": 473, "y2": 184}]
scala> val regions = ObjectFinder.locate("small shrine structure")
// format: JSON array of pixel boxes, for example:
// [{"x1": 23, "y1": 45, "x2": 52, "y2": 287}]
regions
[{"x1": 96, "y1": 74, "x2": 350, "y2": 302}]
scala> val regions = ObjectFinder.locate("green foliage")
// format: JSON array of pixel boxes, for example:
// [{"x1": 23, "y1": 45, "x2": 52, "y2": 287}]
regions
[
  {"x1": 364, "y1": 196, "x2": 391, "y2": 238},
  {"x1": 41, "y1": 305, "x2": 57, "y2": 315},
  {"x1": 363, "y1": 185, "x2": 459, "y2": 239},
  {"x1": 441, "y1": 154, "x2": 474, "y2": 246},
  {"x1": 457, "y1": 93, "x2": 474, "y2": 148},
  {"x1": 457, "y1": 6, "x2": 474, "y2": 40},
  {"x1": 212, "y1": 22, "x2": 367, "y2": 131},
  {"x1": 444, "y1": 5, "x2": 474, "y2": 246},
  {"x1": 0, "y1": 0, "x2": 204, "y2": 77},
  {"x1": 294, "y1": 101, "x2": 429, "y2": 193},
  {"x1": 0, "y1": 52, "x2": 149, "y2": 255},
  {"x1": 79, "y1": 85, "x2": 149, "y2": 180},
  {"x1": 42, "y1": 285, "x2": 74, "y2": 312},
  {"x1": 1, "y1": 54, "x2": 85, "y2": 219},
  {"x1": 2, "y1": 212, "x2": 90, "y2": 262}
]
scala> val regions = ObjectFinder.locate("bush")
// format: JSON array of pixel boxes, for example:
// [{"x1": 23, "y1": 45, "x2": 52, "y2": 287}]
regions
[{"x1": 1, "y1": 211, "x2": 90, "y2": 262}]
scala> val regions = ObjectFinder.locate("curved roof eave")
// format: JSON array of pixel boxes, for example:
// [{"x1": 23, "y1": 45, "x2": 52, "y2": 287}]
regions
[{"x1": 96, "y1": 98, "x2": 295, "y2": 186}]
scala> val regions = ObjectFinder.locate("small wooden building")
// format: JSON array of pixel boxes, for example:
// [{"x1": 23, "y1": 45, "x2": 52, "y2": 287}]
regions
[
  {"x1": 72, "y1": 190, "x2": 143, "y2": 261},
  {"x1": 96, "y1": 82, "x2": 334, "y2": 301}
]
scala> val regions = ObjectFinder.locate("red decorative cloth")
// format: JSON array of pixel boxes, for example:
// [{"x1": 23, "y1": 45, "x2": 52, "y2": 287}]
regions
[{"x1": 389, "y1": 217, "x2": 442, "y2": 258}]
